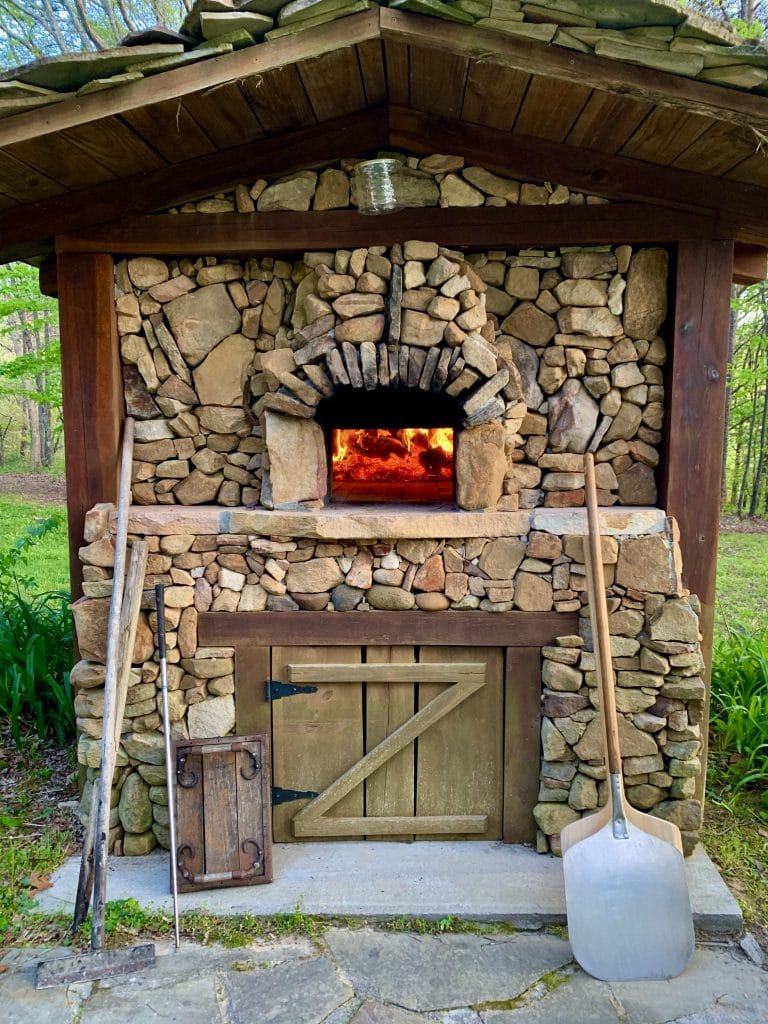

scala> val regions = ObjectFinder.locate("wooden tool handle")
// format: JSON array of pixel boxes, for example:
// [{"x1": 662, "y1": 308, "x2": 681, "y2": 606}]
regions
[{"x1": 584, "y1": 454, "x2": 622, "y2": 775}]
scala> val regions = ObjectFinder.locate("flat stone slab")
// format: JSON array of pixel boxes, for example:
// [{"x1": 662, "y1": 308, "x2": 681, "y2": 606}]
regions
[
  {"x1": 35, "y1": 842, "x2": 741, "y2": 935},
  {"x1": 124, "y1": 505, "x2": 667, "y2": 540},
  {"x1": 324, "y1": 928, "x2": 572, "y2": 1011}
]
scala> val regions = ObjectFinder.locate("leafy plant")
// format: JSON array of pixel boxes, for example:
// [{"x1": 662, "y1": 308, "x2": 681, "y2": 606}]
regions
[
  {"x1": 710, "y1": 625, "x2": 768, "y2": 791},
  {"x1": 0, "y1": 515, "x2": 74, "y2": 746}
]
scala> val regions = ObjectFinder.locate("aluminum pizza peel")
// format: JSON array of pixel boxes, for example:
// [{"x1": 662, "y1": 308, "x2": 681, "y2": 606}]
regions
[{"x1": 560, "y1": 454, "x2": 695, "y2": 982}]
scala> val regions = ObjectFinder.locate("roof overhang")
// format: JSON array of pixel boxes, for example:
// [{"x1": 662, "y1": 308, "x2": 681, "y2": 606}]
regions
[{"x1": 1, "y1": 9, "x2": 767, "y2": 265}]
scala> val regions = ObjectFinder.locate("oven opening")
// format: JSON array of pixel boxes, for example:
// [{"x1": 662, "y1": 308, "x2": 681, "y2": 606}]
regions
[
  {"x1": 332, "y1": 427, "x2": 454, "y2": 503},
  {"x1": 316, "y1": 387, "x2": 458, "y2": 505}
]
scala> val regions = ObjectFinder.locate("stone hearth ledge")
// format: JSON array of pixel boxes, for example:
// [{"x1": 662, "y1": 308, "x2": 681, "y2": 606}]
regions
[{"x1": 123, "y1": 505, "x2": 668, "y2": 539}]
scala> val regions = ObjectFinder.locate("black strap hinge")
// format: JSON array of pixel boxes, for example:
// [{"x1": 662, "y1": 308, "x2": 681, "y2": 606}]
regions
[
  {"x1": 265, "y1": 679, "x2": 318, "y2": 702},
  {"x1": 271, "y1": 786, "x2": 319, "y2": 806}
]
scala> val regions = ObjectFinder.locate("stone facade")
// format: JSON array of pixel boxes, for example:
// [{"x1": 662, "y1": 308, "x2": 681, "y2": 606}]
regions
[
  {"x1": 118, "y1": 238, "x2": 667, "y2": 513},
  {"x1": 73, "y1": 508, "x2": 705, "y2": 857},
  {"x1": 70, "y1": 158, "x2": 700, "y2": 860}
]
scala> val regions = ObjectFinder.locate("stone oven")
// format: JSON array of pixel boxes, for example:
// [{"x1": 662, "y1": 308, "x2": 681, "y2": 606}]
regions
[
  {"x1": 68, "y1": 154, "x2": 706, "y2": 859},
  {"x1": 2, "y1": 4, "x2": 761, "y2": 882}
]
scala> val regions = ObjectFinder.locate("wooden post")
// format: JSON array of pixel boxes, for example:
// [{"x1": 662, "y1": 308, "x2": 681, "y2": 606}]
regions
[
  {"x1": 57, "y1": 251, "x2": 123, "y2": 600},
  {"x1": 662, "y1": 239, "x2": 734, "y2": 805}
]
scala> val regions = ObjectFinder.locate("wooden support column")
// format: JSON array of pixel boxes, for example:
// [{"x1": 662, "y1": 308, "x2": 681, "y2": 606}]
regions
[
  {"x1": 57, "y1": 251, "x2": 122, "y2": 600},
  {"x1": 663, "y1": 239, "x2": 733, "y2": 804}
]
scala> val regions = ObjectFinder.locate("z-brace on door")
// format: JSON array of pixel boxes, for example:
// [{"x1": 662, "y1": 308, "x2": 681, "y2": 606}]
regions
[{"x1": 269, "y1": 646, "x2": 505, "y2": 842}]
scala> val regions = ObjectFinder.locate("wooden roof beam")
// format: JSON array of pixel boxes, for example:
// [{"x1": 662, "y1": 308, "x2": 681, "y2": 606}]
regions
[
  {"x1": 733, "y1": 243, "x2": 768, "y2": 285},
  {"x1": 55, "y1": 204, "x2": 727, "y2": 258},
  {"x1": 388, "y1": 106, "x2": 768, "y2": 245},
  {"x1": 0, "y1": 9, "x2": 381, "y2": 149},
  {"x1": 380, "y1": 8, "x2": 768, "y2": 135},
  {"x1": 0, "y1": 107, "x2": 389, "y2": 262}
]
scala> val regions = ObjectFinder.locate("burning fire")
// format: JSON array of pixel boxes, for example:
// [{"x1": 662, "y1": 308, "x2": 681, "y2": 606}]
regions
[{"x1": 332, "y1": 428, "x2": 453, "y2": 484}]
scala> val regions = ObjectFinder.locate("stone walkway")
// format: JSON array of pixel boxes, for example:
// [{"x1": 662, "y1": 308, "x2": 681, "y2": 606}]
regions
[{"x1": 3, "y1": 928, "x2": 767, "y2": 1024}]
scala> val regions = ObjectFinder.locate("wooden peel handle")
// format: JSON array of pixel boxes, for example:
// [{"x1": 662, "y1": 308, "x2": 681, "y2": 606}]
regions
[{"x1": 584, "y1": 453, "x2": 623, "y2": 776}]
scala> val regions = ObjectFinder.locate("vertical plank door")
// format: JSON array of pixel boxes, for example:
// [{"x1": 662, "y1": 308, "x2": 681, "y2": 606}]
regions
[
  {"x1": 271, "y1": 646, "x2": 363, "y2": 842},
  {"x1": 365, "y1": 645, "x2": 417, "y2": 840},
  {"x1": 416, "y1": 647, "x2": 504, "y2": 839}
]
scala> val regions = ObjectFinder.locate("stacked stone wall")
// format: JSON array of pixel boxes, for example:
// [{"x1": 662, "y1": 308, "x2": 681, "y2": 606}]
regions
[
  {"x1": 118, "y1": 238, "x2": 667, "y2": 512},
  {"x1": 73, "y1": 513, "x2": 704, "y2": 856}
]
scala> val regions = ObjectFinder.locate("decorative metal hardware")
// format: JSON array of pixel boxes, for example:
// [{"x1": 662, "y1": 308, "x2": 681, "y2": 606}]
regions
[
  {"x1": 177, "y1": 838, "x2": 263, "y2": 884},
  {"x1": 176, "y1": 752, "x2": 197, "y2": 789},
  {"x1": 272, "y1": 786, "x2": 319, "y2": 806},
  {"x1": 265, "y1": 678, "x2": 318, "y2": 702},
  {"x1": 240, "y1": 749, "x2": 262, "y2": 780}
]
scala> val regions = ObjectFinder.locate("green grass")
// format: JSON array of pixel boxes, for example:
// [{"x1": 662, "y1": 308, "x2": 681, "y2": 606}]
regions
[
  {"x1": 715, "y1": 533, "x2": 768, "y2": 635},
  {"x1": 0, "y1": 496, "x2": 69, "y2": 593}
]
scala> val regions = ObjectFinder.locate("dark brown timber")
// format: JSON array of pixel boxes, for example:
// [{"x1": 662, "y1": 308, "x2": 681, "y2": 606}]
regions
[
  {"x1": 199, "y1": 611, "x2": 577, "y2": 648},
  {"x1": 663, "y1": 239, "x2": 734, "y2": 805},
  {"x1": 57, "y1": 252, "x2": 122, "y2": 600}
]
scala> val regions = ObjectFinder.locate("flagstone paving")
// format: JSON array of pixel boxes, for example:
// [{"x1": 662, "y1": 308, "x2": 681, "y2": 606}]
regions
[{"x1": 2, "y1": 929, "x2": 766, "y2": 1024}]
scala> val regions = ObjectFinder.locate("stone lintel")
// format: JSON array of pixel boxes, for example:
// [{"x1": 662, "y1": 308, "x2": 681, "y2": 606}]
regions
[{"x1": 123, "y1": 504, "x2": 668, "y2": 539}]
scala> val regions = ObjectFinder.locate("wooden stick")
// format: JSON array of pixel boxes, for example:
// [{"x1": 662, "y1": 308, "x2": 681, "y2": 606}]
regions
[
  {"x1": 584, "y1": 454, "x2": 621, "y2": 775},
  {"x1": 72, "y1": 419, "x2": 136, "y2": 933},
  {"x1": 89, "y1": 417, "x2": 134, "y2": 950},
  {"x1": 112, "y1": 540, "x2": 149, "y2": 747}
]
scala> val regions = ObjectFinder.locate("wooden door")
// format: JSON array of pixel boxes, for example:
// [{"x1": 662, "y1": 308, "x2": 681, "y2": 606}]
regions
[{"x1": 270, "y1": 645, "x2": 503, "y2": 842}]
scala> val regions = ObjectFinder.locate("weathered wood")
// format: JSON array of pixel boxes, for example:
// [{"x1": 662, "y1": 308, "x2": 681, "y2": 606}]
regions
[
  {"x1": 233, "y1": 642, "x2": 271, "y2": 737},
  {"x1": 202, "y1": 749, "x2": 238, "y2": 874},
  {"x1": 733, "y1": 243, "x2": 768, "y2": 285},
  {"x1": 356, "y1": 39, "x2": 387, "y2": 106},
  {"x1": 7, "y1": 133, "x2": 116, "y2": 189},
  {"x1": 288, "y1": 662, "x2": 485, "y2": 683},
  {"x1": 388, "y1": 107, "x2": 768, "y2": 245},
  {"x1": 619, "y1": 106, "x2": 711, "y2": 167},
  {"x1": 503, "y1": 647, "x2": 541, "y2": 844},
  {"x1": 298, "y1": 46, "x2": 367, "y2": 122},
  {"x1": 566, "y1": 89, "x2": 652, "y2": 154},
  {"x1": 514, "y1": 75, "x2": 592, "y2": 142},
  {"x1": 174, "y1": 746, "x2": 205, "y2": 887},
  {"x1": 180, "y1": 83, "x2": 265, "y2": 151},
  {"x1": 292, "y1": 657, "x2": 487, "y2": 837},
  {"x1": 365, "y1": 645, "x2": 415, "y2": 840},
  {"x1": 410, "y1": 45, "x2": 467, "y2": 120},
  {"x1": 89, "y1": 416, "x2": 133, "y2": 950},
  {"x1": 271, "y1": 646, "x2": 363, "y2": 842},
  {"x1": 112, "y1": 540, "x2": 149, "y2": 746},
  {"x1": 416, "y1": 647, "x2": 503, "y2": 840},
  {"x1": 380, "y1": 9, "x2": 768, "y2": 134},
  {"x1": 38, "y1": 258, "x2": 57, "y2": 297},
  {"x1": 175, "y1": 736, "x2": 272, "y2": 890},
  {"x1": 662, "y1": 239, "x2": 733, "y2": 807},
  {"x1": 293, "y1": 814, "x2": 488, "y2": 837},
  {"x1": 54, "y1": 203, "x2": 728, "y2": 257},
  {"x1": 240, "y1": 64, "x2": 316, "y2": 133},
  {"x1": 461, "y1": 61, "x2": 528, "y2": 133},
  {"x1": 3, "y1": 108, "x2": 389, "y2": 262},
  {"x1": 200, "y1": 611, "x2": 577, "y2": 648},
  {"x1": 58, "y1": 252, "x2": 122, "y2": 601},
  {"x1": 0, "y1": 9, "x2": 381, "y2": 148}
]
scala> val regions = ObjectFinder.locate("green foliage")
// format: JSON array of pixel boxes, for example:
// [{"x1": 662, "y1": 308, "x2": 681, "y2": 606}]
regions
[
  {"x1": 710, "y1": 626, "x2": 768, "y2": 791},
  {"x1": 0, "y1": 497, "x2": 70, "y2": 593},
  {"x1": 0, "y1": 263, "x2": 60, "y2": 406},
  {"x1": 0, "y1": 514, "x2": 74, "y2": 747},
  {"x1": 715, "y1": 533, "x2": 768, "y2": 634}
]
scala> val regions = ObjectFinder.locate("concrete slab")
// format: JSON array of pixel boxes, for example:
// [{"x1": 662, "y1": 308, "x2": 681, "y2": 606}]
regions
[{"x1": 35, "y1": 842, "x2": 742, "y2": 935}]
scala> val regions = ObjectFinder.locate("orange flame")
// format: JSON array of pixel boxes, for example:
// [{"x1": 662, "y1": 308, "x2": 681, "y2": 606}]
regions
[{"x1": 332, "y1": 428, "x2": 454, "y2": 483}]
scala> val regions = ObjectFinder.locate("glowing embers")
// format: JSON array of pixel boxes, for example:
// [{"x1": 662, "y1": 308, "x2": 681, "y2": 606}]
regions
[{"x1": 331, "y1": 427, "x2": 454, "y2": 503}]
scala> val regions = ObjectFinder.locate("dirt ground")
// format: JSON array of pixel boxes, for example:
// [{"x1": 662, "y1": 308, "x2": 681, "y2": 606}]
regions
[{"x1": 0, "y1": 473, "x2": 67, "y2": 505}]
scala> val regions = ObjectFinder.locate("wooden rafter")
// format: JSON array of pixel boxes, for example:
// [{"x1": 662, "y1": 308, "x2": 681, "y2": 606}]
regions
[
  {"x1": 388, "y1": 107, "x2": 768, "y2": 245},
  {"x1": 0, "y1": 10, "x2": 381, "y2": 148},
  {"x1": 379, "y1": 8, "x2": 768, "y2": 135},
  {"x1": 1, "y1": 108, "x2": 389, "y2": 262}
]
